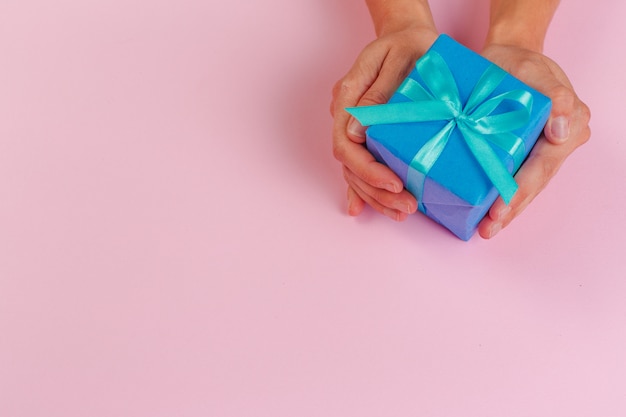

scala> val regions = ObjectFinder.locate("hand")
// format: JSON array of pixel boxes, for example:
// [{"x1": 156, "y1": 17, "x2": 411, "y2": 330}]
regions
[
  {"x1": 477, "y1": 44, "x2": 591, "y2": 238},
  {"x1": 330, "y1": 27, "x2": 438, "y2": 221}
]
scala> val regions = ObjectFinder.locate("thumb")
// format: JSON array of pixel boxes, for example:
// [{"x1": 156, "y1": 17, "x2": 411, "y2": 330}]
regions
[
  {"x1": 346, "y1": 62, "x2": 412, "y2": 143},
  {"x1": 347, "y1": 84, "x2": 397, "y2": 142},
  {"x1": 543, "y1": 85, "x2": 576, "y2": 145},
  {"x1": 347, "y1": 116, "x2": 367, "y2": 142}
]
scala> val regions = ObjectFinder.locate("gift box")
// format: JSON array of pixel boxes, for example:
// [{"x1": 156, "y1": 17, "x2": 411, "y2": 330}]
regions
[{"x1": 346, "y1": 34, "x2": 551, "y2": 240}]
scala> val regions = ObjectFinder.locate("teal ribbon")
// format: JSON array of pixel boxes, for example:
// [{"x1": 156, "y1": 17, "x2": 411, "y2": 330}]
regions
[{"x1": 346, "y1": 51, "x2": 533, "y2": 212}]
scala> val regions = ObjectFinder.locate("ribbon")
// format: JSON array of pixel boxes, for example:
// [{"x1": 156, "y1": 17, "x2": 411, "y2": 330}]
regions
[{"x1": 346, "y1": 50, "x2": 533, "y2": 212}]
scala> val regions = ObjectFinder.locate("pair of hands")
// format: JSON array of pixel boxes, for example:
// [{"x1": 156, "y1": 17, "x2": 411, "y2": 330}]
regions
[{"x1": 330, "y1": 27, "x2": 590, "y2": 238}]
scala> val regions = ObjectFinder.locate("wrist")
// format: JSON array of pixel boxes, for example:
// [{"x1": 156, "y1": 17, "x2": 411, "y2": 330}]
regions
[
  {"x1": 485, "y1": 20, "x2": 546, "y2": 53},
  {"x1": 484, "y1": 0, "x2": 560, "y2": 53},
  {"x1": 366, "y1": 0, "x2": 437, "y2": 38}
]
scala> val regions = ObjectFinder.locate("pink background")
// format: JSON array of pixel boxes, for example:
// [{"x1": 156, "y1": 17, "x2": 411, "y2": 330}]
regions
[{"x1": 1, "y1": 0, "x2": 625, "y2": 416}]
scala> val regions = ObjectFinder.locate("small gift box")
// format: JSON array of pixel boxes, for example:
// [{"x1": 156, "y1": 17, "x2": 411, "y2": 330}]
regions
[{"x1": 347, "y1": 34, "x2": 551, "y2": 240}]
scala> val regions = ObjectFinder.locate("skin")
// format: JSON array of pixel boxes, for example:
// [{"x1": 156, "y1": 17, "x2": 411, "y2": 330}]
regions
[{"x1": 330, "y1": 0, "x2": 591, "y2": 238}]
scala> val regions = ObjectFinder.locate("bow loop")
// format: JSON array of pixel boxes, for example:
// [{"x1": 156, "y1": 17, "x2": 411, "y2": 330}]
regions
[{"x1": 416, "y1": 50, "x2": 462, "y2": 110}]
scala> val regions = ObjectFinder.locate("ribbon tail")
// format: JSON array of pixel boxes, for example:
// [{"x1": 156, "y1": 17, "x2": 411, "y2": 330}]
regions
[
  {"x1": 416, "y1": 51, "x2": 462, "y2": 110},
  {"x1": 486, "y1": 132, "x2": 526, "y2": 170},
  {"x1": 407, "y1": 120, "x2": 456, "y2": 212},
  {"x1": 459, "y1": 126, "x2": 519, "y2": 204}
]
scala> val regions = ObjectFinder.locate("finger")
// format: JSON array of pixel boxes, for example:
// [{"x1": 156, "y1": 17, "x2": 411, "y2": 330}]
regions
[
  {"x1": 543, "y1": 85, "x2": 577, "y2": 145},
  {"x1": 534, "y1": 78, "x2": 591, "y2": 148},
  {"x1": 332, "y1": 138, "x2": 403, "y2": 193},
  {"x1": 343, "y1": 165, "x2": 417, "y2": 214},
  {"x1": 479, "y1": 99, "x2": 590, "y2": 241},
  {"x1": 349, "y1": 181, "x2": 409, "y2": 222},
  {"x1": 346, "y1": 117, "x2": 368, "y2": 143},
  {"x1": 331, "y1": 51, "x2": 402, "y2": 189},
  {"x1": 477, "y1": 137, "x2": 566, "y2": 239},
  {"x1": 346, "y1": 52, "x2": 419, "y2": 143},
  {"x1": 347, "y1": 185, "x2": 366, "y2": 216},
  {"x1": 331, "y1": 44, "x2": 391, "y2": 132},
  {"x1": 552, "y1": 93, "x2": 591, "y2": 147},
  {"x1": 499, "y1": 57, "x2": 574, "y2": 146},
  {"x1": 516, "y1": 60, "x2": 589, "y2": 146},
  {"x1": 333, "y1": 54, "x2": 417, "y2": 192}
]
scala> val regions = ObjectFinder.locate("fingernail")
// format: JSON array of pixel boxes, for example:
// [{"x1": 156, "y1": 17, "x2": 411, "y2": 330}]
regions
[
  {"x1": 347, "y1": 117, "x2": 366, "y2": 138},
  {"x1": 489, "y1": 222, "x2": 502, "y2": 238},
  {"x1": 383, "y1": 182, "x2": 401, "y2": 193},
  {"x1": 347, "y1": 199, "x2": 358, "y2": 216},
  {"x1": 496, "y1": 205, "x2": 511, "y2": 221},
  {"x1": 383, "y1": 208, "x2": 400, "y2": 221},
  {"x1": 393, "y1": 200, "x2": 411, "y2": 214},
  {"x1": 550, "y1": 116, "x2": 569, "y2": 143}
]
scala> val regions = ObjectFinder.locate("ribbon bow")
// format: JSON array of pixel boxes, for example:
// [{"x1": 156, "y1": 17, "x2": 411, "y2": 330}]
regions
[{"x1": 346, "y1": 50, "x2": 533, "y2": 212}]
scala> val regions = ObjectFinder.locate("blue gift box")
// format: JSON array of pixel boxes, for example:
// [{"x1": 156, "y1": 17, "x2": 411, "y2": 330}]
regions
[{"x1": 347, "y1": 34, "x2": 551, "y2": 240}]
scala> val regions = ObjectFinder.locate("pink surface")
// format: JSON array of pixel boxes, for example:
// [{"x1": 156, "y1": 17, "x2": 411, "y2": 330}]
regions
[{"x1": 0, "y1": 1, "x2": 625, "y2": 416}]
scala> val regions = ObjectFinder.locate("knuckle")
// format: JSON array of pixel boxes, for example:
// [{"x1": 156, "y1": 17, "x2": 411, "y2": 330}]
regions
[
  {"x1": 511, "y1": 58, "x2": 540, "y2": 80},
  {"x1": 579, "y1": 125, "x2": 591, "y2": 146},
  {"x1": 580, "y1": 101, "x2": 592, "y2": 125},
  {"x1": 331, "y1": 79, "x2": 342, "y2": 96},
  {"x1": 538, "y1": 154, "x2": 561, "y2": 184},
  {"x1": 331, "y1": 78, "x2": 356, "y2": 104},
  {"x1": 336, "y1": 78, "x2": 357, "y2": 97},
  {"x1": 550, "y1": 85, "x2": 577, "y2": 111},
  {"x1": 332, "y1": 141, "x2": 347, "y2": 162},
  {"x1": 573, "y1": 101, "x2": 592, "y2": 146}
]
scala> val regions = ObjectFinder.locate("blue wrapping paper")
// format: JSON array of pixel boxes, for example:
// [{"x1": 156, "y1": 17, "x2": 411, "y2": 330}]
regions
[{"x1": 348, "y1": 35, "x2": 551, "y2": 240}]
